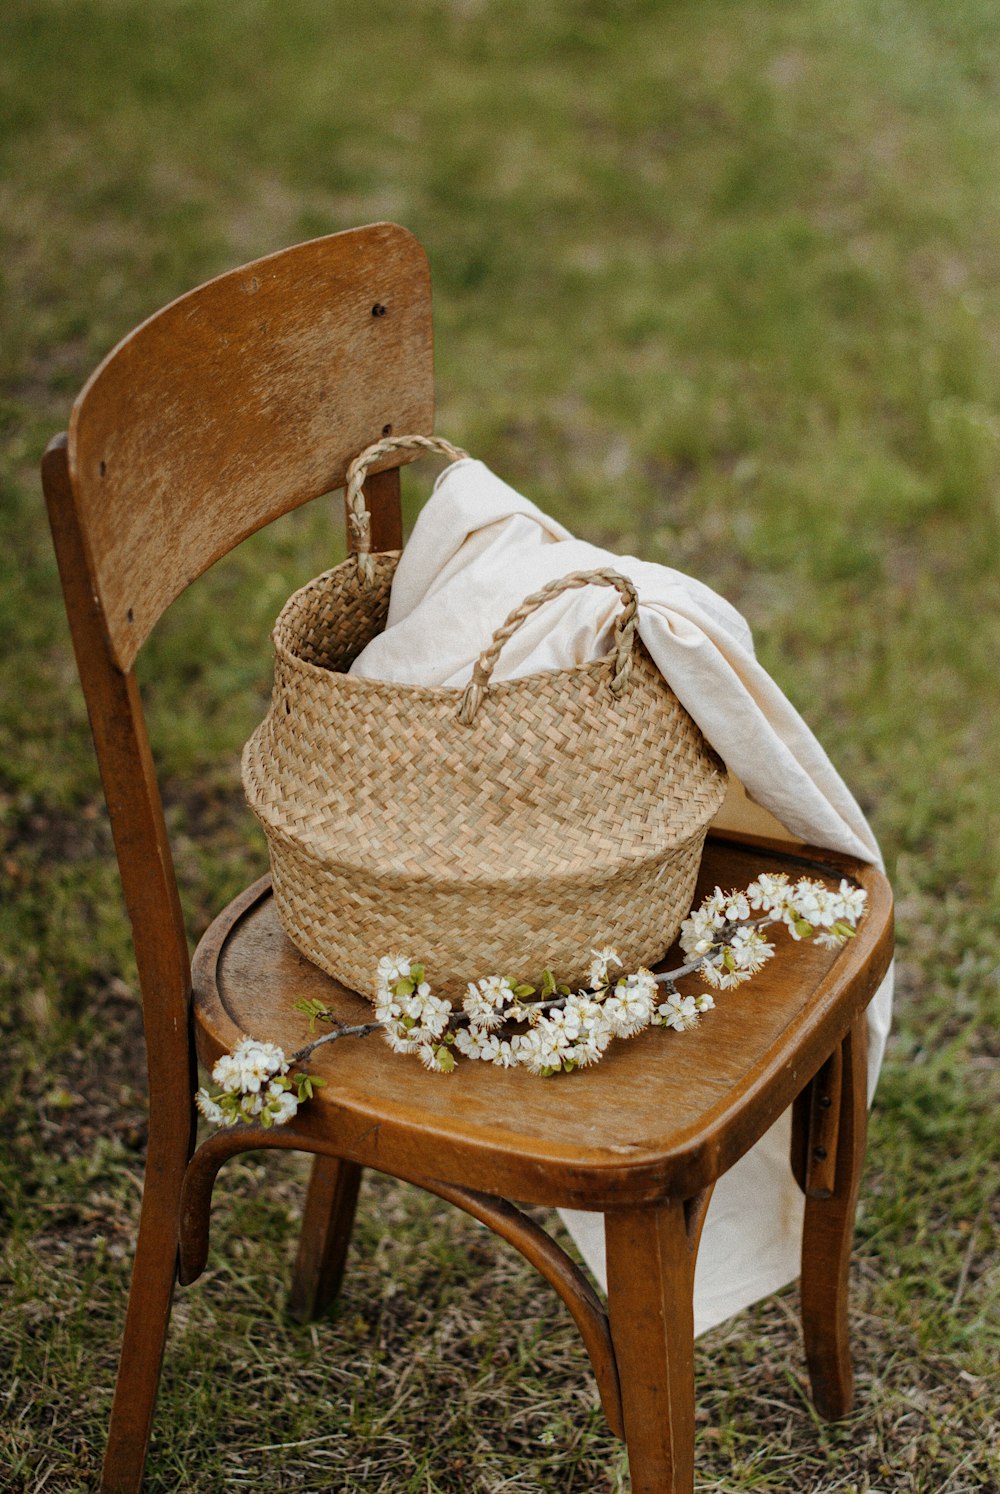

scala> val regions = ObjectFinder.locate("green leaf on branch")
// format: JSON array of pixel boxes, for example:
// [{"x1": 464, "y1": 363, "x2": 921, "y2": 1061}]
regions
[{"x1": 294, "y1": 997, "x2": 333, "y2": 1033}]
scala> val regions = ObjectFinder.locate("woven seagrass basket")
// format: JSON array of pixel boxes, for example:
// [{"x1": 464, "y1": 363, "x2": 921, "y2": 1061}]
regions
[{"x1": 242, "y1": 436, "x2": 728, "y2": 1000}]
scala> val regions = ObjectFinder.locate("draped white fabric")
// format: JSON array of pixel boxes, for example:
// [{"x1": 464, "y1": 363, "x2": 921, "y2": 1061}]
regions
[{"x1": 351, "y1": 457, "x2": 892, "y2": 1334}]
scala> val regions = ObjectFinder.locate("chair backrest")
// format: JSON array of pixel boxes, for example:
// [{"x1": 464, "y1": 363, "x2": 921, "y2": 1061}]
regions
[
  {"x1": 42, "y1": 224, "x2": 436, "y2": 1113},
  {"x1": 65, "y1": 222, "x2": 434, "y2": 671}
]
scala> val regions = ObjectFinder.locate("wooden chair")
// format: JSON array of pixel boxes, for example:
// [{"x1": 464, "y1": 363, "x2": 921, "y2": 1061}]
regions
[{"x1": 43, "y1": 223, "x2": 893, "y2": 1494}]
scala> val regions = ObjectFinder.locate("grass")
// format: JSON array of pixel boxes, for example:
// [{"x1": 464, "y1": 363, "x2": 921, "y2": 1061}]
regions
[{"x1": 1, "y1": 0, "x2": 998, "y2": 1489}]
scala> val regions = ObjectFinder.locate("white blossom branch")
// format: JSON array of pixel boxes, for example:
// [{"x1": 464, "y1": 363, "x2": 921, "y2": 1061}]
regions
[{"x1": 195, "y1": 871, "x2": 867, "y2": 1124}]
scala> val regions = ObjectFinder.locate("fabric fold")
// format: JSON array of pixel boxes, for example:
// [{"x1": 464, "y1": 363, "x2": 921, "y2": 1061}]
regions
[{"x1": 351, "y1": 456, "x2": 892, "y2": 1333}]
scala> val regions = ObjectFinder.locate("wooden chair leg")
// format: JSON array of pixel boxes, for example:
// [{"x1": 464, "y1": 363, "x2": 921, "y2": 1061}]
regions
[
  {"x1": 101, "y1": 1138, "x2": 187, "y2": 1494},
  {"x1": 605, "y1": 1200, "x2": 696, "y2": 1494},
  {"x1": 288, "y1": 1155, "x2": 363, "y2": 1322},
  {"x1": 800, "y1": 1016, "x2": 869, "y2": 1420}
]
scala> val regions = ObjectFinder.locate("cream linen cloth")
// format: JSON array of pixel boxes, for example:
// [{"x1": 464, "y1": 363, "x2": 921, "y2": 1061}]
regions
[{"x1": 351, "y1": 457, "x2": 893, "y2": 1336}]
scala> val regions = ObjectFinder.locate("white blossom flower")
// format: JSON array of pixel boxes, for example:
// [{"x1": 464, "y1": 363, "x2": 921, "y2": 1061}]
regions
[
  {"x1": 410, "y1": 990, "x2": 452, "y2": 1036},
  {"x1": 624, "y1": 967, "x2": 658, "y2": 1003},
  {"x1": 783, "y1": 879, "x2": 864, "y2": 942},
  {"x1": 602, "y1": 971, "x2": 656, "y2": 1038},
  {"x1": 746, "y1": 872, "x2": 791, "y2": 915},
  {"x1": 564, "y1": 996, "x2": 614, "y2": 1059},
  {"x1": 680, "y1": 886, "x2": 758, "y2": 962},
  {"x1": 463, "y1": 988, "x2": 504, "y2": 1031},
  {"x1": 546, "y1": 1004, "x2": 582, "y2": 1041},
  {"x1": 195, "y1": 1088, "x2": 228, "y2": 1125},
  {"x1": 696, "y1": 921, "x2": 773, "y2": 988},
  {"x1": 836, "y1": 879, "x2": 868, "y2": 923},
  {"x1": 374, "y1": 994, "x2": 403, "y2": 1026},
  {"x1": 698, "y1": 888, "x2": 732, "y2": 927},
  {"x1": 566, "y1": 994, "x2": 610, "y2": 1035},
  {"x1": 382, "y1": 1025, "x2": 422, "y2": 1055},
  {"x1": 679, "y1": 905, "x2": 722, "y2": 961},
  {"x1": 210, "y1": 1052, "x2": 243, "y2": 1093},
  {"x1": 720, "y1": 889, "x2": 751, "y2": 922},
  {"x1": 417, "y1": 1043, "x2": 455, "y2": 1073},
  {"x1": 568, "y1": 1007, "x2": 616, "y2": 1064},
  {"x1": 518, "y1": 1022, "x2": 572, "y2": 1075},
  {"x1": 242, "y1": 1036, "x2": 287, "y2": 1078},
  {"x1": 375, "y1": 954, "x2": 412, "y2": 1001},
  {"x1": 657, "y1": 991, "x2": 700, "y2": 1030},
  {"x1": 376, "y1": 968, "x2": 453, "y2": 1053},
  {"x1": 264, "y1": 1082, "x2": 299, "y2": 1125},
  {"x1": 814, "y1": 930, "x2": 845, "y2": 949},
  {"x1": 568, "y1": 1036, "x2": 606, "y2": 1067},
  {"x1": 198, "y1": 1038, "x2": 303, "y2": 1129},
  {"x1": 455, "y1": 1027, "x2": 501, "y2": 1062},
  {"x1": 729, "y1": 925, "x2": 775, "y2": 974},
  {"x1": 491, "y1": 1036, "x2": 525, "y2": 1068},
  {"x1": 588, "y1": 946, "x2": 623, "y2": 990},
  {"x1": 214, "y1": 1037, "x2": 287, "y2": 1095},
  {"x1": 463, "y1": 974, "x2": 516, "y2": 1030},
  {"x1": 791, "y1": 879, "x2": 829, "y2": 926},
  {"x1": 699, "y1": 958, "x2": 750, "y2": 991},
  {"x1": 480, "y1": 975, "x2": 515, "y2": 1002},
  {"x1": 756, "y1": 876, "x2": 859, "y2": 942}
]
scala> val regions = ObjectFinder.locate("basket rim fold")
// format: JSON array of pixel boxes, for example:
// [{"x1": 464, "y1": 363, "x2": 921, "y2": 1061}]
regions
[{"x1": 240, "y1": 758, "x2": 726, "y2": 892}]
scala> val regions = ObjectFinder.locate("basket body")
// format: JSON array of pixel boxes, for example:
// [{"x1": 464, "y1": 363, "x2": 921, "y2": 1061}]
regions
[{"x1": 243, "y1": 553, "x2": 728, "y2": 999}]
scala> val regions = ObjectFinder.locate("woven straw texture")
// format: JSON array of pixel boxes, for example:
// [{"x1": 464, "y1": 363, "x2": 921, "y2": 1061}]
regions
[{"x1": 243, "y1": 546, "x2": 728, "y2": 1000}]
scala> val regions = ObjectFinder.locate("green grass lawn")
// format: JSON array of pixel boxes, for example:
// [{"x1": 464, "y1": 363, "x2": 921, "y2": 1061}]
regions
[{"x1": 1, "y1": 1, "x2": 997, "y2": 1489}]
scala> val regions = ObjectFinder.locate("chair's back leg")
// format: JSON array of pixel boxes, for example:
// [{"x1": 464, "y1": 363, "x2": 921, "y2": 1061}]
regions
[
  {"x1": 800, "y1": 1015, "x2": 869, "y2": 1419},
  {"x1": 288, "y1": 1156, "x2": 364, "y2": 1323},
  {"x1": 605, "y1": 1199, "x2": 697, "y2": 1494}
]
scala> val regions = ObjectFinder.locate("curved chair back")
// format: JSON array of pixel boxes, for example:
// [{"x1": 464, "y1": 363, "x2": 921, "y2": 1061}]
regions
[{"x1": 66, "y1": 223, "x2": 433, "y2": 669}]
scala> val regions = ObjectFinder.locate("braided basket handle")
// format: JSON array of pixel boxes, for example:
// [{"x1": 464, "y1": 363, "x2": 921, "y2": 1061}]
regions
[
  {"x1": 458, "y1": 569, "x2": 640, "y2": 725},
  {"x1": 345, "y1": 433, "x2": 469, "y2": 584}
]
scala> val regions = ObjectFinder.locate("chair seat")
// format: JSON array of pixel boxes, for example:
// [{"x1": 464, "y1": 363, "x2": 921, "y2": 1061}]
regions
[{"x1": 192, "y1": 832, "x2": 892, "y2": 1210}]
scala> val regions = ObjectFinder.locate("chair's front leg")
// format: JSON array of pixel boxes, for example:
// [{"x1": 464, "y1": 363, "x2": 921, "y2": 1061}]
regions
[
  {"x1": 102, "y1": 1121, "x2": 191, "y2": 1494},
  {"x1": 605, "y1": 1200, "x2": 696, "y2": 1494},
  {"x1": 800, "y1": 1015, "x2": 869, "y2": 1419}
]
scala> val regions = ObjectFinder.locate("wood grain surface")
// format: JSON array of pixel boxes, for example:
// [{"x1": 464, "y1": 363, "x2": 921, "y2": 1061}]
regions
[{"x1": 67, "y1": 224, "x2": 434, "y2": 670}]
